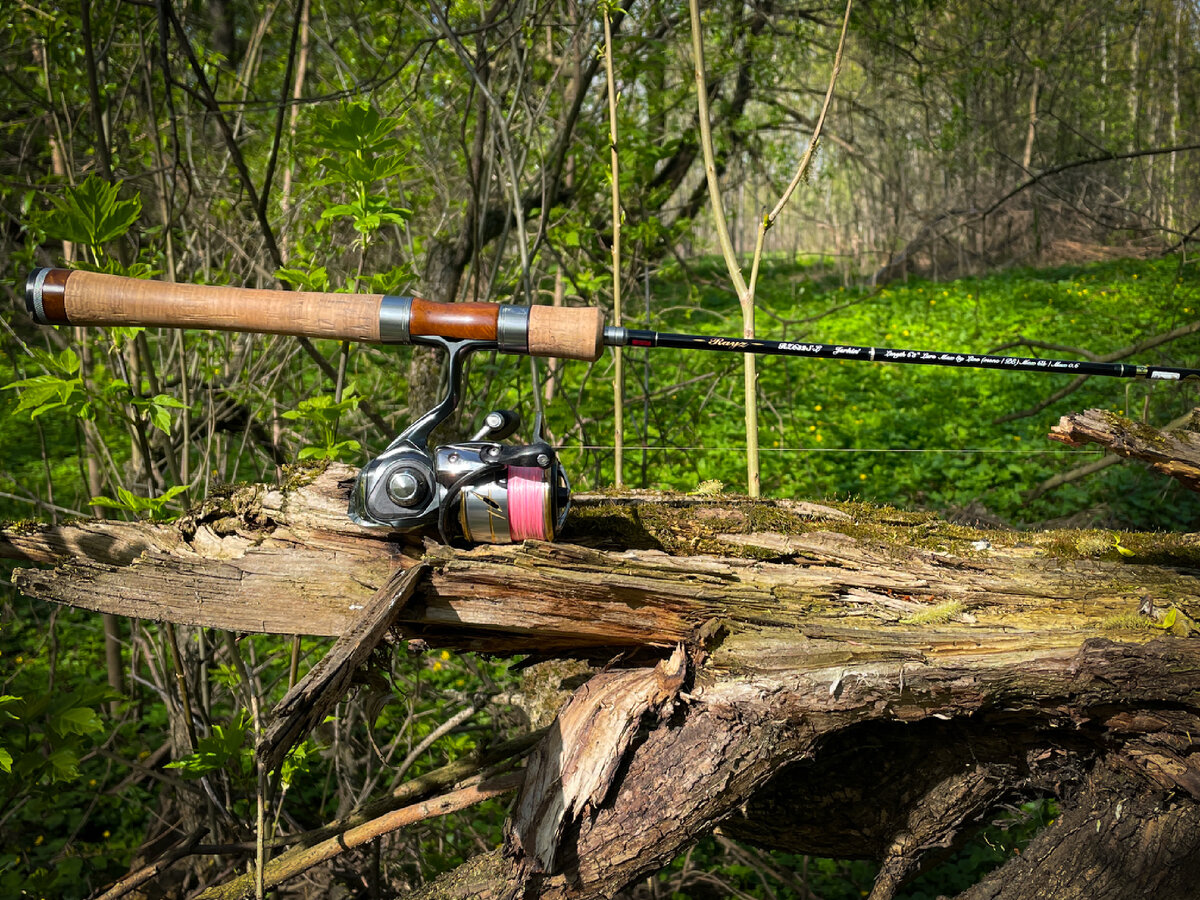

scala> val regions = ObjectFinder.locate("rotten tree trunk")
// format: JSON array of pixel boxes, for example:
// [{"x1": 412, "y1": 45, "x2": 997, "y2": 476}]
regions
[{"x1": 4, "y1": 462, "x2": 1200, "y2": 900}]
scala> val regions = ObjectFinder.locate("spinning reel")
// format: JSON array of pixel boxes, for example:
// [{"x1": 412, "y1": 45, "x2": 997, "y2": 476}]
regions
[{"x1": 348, "y1": 336, "x2": 571, "y2": 544}]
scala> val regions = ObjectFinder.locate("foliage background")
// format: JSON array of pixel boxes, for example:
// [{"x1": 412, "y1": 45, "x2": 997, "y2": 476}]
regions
[{"x1": 0, "y1": 0, "x2": 1198, "y2": 896}]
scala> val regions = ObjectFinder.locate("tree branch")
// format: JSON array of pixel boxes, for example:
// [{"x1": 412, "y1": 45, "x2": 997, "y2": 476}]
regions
[{"x1": 198, "y1": 772, "x2": 525, "y2": 899}]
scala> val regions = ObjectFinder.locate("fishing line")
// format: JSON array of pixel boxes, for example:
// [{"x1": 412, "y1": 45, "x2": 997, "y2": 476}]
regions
[
  {"x1": 558, "y1": 445, "x2": 1104, "y2": 455},
  {"x1": 507, "y1": 465, "x2": 552, "y2": 541}
]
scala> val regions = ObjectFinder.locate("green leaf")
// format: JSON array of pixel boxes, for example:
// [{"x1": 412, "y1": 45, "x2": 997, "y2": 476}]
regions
[
  {"x1": 90, "y1": 484, "x2": 187, "y2": 521},
  {"x1": 54, "y1": 857, "x2": 83, "y2": 883},
  {"x1": 44, "y1": 174, "x2": 141, "y2": 247},
  {"x1": 0, "y1": 747, "x2": 11, "y2": 774},
  {"x1": 137, "y1": 394, "x2": 185, "y2": 434},
  {"x1": 45, "y1": 747, "x2": 80, "y2": 782},
  {"x1": 280, "y1": 740, "x2": 319, "y2": 789},
  {"x1": 54, "y1": 706, "x2": 104, "y2": 736},
  {"x1": 311, "y1": 101, "x2": 403, "y2": 153},
  {"x1": 164, "y1": 713, "x2": 250, "y2": 778},
  {"x1": 55, "y1": 348, "x2": 80, "y2": 374},
  {"x1": 148, "y1": 405, "x2": 171, "y2": 434},
  {"x1": 276, "y1": 265, "x2": 330, "y2": 292},
  {"x1": 2, "y1": 374, "x2": 84, "y2": 420}
]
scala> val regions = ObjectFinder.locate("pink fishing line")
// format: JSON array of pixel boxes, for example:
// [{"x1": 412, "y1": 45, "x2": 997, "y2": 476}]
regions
[{"x1": 506, "y1": 466, "x2": 549, "y2": 540}]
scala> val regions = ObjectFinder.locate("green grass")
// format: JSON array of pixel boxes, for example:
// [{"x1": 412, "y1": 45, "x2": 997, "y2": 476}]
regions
[{"x1": 545, "y1": 256, "x2": 1200, "y2": 530}]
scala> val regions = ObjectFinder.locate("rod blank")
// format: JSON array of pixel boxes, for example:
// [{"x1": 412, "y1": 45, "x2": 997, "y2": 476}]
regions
[{"x1": 605, "y1": 327, "x2": 1200, "y2": 382}]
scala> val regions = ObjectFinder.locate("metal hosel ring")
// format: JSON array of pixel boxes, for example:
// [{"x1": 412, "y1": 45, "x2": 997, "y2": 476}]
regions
[
  {"x1": 26, "y1": 268, "x2": 50, "y2": 324},
  {"x1": 378, "y1": 295, "x2": 413, "y2": 344},
  {"x1": 603, "y1": 325, "x2": 628, "y2": 346},
  {"x1": 496, "y1": 305, "x2": 530, "y2": 354}
]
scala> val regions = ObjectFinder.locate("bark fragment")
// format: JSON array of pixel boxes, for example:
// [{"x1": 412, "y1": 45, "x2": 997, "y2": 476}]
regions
[
  {"x1": 1048, "y1": 407, "x2": 1200, "y2": 492},
  {"x1": 507, "y1": 646, "x2": 688, "y2": 874}
]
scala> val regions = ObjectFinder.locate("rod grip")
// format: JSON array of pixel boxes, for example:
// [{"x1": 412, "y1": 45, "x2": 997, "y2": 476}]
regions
[
  {"x1": 25, "y1": 268, "x2": 385, "y2": 342},
  {"x1": 25, "y1": 269, "x2": 607, "y2": 361},
  {"x1": 528, "y1": 305, "x2": 605, "y2": 361},
  {"x1": 409, "y1": 297, "x2": 499, "y2": 341}
]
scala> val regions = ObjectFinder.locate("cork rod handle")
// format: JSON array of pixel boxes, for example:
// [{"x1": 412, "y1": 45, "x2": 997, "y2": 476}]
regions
[
  {"x1": 527, "y1": 305, "x2": 605, "y2": 361},
  {"x1": 26, "y1": 268, "x2": 388, "y2": 342},
  {"x1": 25, "y1": 269, "x2": 606, "y2": 361}
]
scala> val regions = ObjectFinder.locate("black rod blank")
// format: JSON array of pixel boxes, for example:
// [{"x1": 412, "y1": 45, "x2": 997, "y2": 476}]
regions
[{"x1": 605, "y1": 328, "x2": 1200, "y2": 382}]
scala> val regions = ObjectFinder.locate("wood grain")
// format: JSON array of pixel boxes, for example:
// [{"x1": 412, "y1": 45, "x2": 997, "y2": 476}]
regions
[
  {"x1": 1049, "y1": 408, "x2": 1200, "y2": 492},
  {"x1": 409, "y1": 298, "x2": 499, "y2": 340},
  {"x1": 7, "y1": 464, "x2": 1199, "y2": 661}
]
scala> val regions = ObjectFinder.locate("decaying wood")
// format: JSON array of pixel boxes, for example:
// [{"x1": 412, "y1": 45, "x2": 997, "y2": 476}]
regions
[
  {"x1": 1027, "y1": 408, "x2": 1197, "y2": 500},
  {"x1": 6, "y1": 464, "x2": 1199, "y2": 657},
  {"x1": 509, "y1": 645, "x2": 688, "y2": 874},
  {"x1": 1049, "y1": 407, "x2": 1200, "y2": 492},
  {"x1": 5, "y1": 461, "x2": 1200, "y2": 900}
]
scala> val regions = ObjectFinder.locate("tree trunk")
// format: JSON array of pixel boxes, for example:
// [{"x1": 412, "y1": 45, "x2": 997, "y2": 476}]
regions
[{"x1": 4, "y1": 463, "x2": 1200, "y2": 900}]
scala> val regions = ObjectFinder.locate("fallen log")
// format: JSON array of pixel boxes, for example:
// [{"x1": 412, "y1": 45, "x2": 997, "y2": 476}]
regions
[
  {"x1": 4, "y1": 462, "x2": 1200, "y2": 900},
  {"x1": 1048, "y1": 407, "x2": 1200, "y2": 493}
]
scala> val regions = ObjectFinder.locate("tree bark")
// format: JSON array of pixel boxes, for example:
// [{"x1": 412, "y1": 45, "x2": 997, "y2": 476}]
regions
[
  {"x1": 4, "y1": 463, "x2": 1200, "y2": 900},
  {"x1": 1049, "y1": 407, "x2": 1200, "y2": 492}
]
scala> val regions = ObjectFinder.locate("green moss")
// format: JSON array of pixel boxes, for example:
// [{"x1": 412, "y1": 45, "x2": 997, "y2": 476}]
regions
[
  {"x1": 1042, "y1": 530, "x2": 1113, "y2": 559},
  {"x1": 1115, "y1": 412, "x2": 1175, "y2": 448},
  {"x1": 1100, "y1": 613, "x2": 1156, "y2": 632},
  {"x1": 570, "y1": 493, "x2": 1021, "y2": 560},
  {"x1": 1041, "y1": 529, "x2": 1200, "y2": 569},
  {"x1": 2, "y1": 518, "x2": 48, "y2": 536},
  {"x1": 517, "y1": 659, "x2": 596, "y2": 729},
  {"x1": 743, "y1": 503, "x2": 810, "y2": 533},
  {"x1": 280, "y1": 460, "x2": 328, "y2": 492},
  {"x1": 570, "y1": 494, "x2": 1200, "y2": 577},
  {"x1": 565, "y1": 501, "x2": 665, "y2": 550},
  {"x1": 1160, "y1": 606, "x2": 1200, "y2": 637},
  {"x1": 1102, "y1": 606, "x2": 1200, "y2": 636},
  {"x1": 899, "y1": 600, "x2": 964, "y2": 626}
]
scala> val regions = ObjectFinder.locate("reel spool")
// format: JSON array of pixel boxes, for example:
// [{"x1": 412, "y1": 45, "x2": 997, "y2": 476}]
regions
[{"x1": 437, "y1": 445, "x2": 571, "y2": 543}]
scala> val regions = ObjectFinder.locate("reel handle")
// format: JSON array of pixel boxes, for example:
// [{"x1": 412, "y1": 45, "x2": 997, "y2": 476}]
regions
[{"x1": 25, "y1": 268, "x2": 605, "y2": 361}]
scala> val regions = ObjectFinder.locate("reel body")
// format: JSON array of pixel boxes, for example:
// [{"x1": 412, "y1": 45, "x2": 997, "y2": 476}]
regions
[
  {"x1": 349, "y1": 336, "x2": 571, "y2": 543},
  {"x1": 350, "y1": 426, "x2": 570, "y2": 543}
]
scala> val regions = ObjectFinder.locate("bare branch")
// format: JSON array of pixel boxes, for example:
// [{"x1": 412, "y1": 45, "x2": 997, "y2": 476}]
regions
[{"x1": 198, "y1": 772, "x2": 524, "y2": 899}]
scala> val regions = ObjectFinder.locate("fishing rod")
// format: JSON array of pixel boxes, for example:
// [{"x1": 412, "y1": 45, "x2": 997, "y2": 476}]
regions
[{"x1": 24, "y1": 268, "x2": 1200, "y2": 544}]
